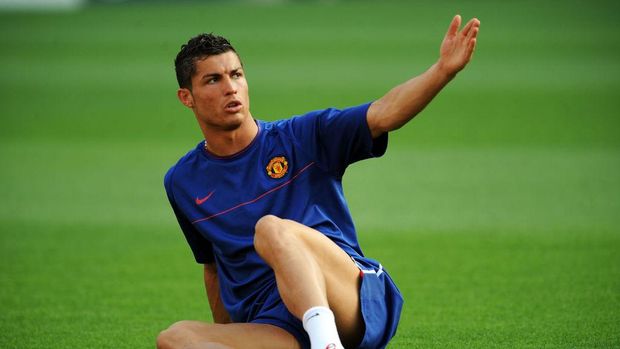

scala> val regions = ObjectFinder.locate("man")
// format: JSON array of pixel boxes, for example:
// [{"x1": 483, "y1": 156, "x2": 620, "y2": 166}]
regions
[{"x1": 158, "y1": 15, "x2": 480, "y2": 349}]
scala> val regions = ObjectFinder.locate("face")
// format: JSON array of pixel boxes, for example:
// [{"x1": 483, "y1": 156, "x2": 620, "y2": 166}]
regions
[{"x1": 177, "y1": 51, "x2": 251, "y2": 132}]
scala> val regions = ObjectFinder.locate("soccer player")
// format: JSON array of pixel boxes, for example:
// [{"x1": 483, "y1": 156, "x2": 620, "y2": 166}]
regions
[{"x1": 158, "y1": 15, "x2": 480, "y2": 349}]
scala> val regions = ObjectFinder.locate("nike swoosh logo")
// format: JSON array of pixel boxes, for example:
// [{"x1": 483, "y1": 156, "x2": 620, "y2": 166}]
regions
[
  {"x1": 195, "y1": 191, "x2": 214, "y2": 205},
  {"x1": 307, "y1": 312, "x2": 320, "y2": 321}
]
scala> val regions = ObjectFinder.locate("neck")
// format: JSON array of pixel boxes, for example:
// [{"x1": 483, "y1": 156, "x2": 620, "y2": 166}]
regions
[{"x1": 200, "y1": 117, "x2": 259, "y2": 157}]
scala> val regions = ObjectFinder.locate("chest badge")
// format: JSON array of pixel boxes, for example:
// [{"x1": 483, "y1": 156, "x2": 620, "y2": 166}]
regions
[{"x1": 266, "y1": 156, "x2": 288, "y2": 179}]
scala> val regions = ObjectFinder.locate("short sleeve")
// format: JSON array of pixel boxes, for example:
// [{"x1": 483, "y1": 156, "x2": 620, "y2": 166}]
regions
[
  {"x1": 287, "y1": 102, "x2": 388, "y2": 177},
  {"x1": 164, "y1": 168, "x2": 214, "y2": 264}
]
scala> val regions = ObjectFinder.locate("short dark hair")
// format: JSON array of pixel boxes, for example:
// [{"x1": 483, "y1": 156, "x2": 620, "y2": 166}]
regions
[{"x1": 174, "y1": 33, "x2": 240, "y2": 89}]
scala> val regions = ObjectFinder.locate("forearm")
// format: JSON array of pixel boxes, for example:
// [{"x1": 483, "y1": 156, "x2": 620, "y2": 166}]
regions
[
  {"x1": 204, "y1": 263, "x2": 232, "y2": 324},
  {"x1": 367, "y1": 15, "x2": 480, "y2": 138},
  {"x1": 367, "y1": 62, "x2": 454, "y2": 138}
]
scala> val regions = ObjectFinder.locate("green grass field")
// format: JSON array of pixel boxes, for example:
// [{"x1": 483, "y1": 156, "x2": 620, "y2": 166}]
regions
[{"x1": 1, "y1": 1, "x2": 619, "y2": 348}]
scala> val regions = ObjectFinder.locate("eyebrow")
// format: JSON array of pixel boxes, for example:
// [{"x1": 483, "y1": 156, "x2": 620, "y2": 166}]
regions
[{"x1": 201, "y1": 67, "x2": 243, "y2": 81}]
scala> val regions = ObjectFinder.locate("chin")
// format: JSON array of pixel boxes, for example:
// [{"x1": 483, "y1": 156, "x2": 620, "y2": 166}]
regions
[
  {"x1": 219, "y1": 114, "x2": 247, "y2": 131},
  {"x1": 220, "y1": 122, "x2": 243, "y2": 132},
  {"x1": 200, "y1": 111, "x2": 249, "y2": 132}
]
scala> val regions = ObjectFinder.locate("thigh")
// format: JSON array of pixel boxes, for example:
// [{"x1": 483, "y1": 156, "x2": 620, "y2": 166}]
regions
[
  {"x1": 158, "y1": 320, "x2": 301, "y2": 349},
  {"x1": 277, "y1": 219, "x2": 365, "y2": 347}
]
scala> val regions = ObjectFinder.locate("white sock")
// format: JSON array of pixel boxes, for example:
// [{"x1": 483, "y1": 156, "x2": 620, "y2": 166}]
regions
[{"x1": 302, "y1": 306, "x2": 344, "y2": 349}]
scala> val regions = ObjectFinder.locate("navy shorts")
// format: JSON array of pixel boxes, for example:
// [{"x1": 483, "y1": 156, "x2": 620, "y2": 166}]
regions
[
  {"x1": 352, "y1": 256, "x2": 404, "y2": 349},
  {"x1": 250, "y1": 256, "x2": 403, "y2": 349}
]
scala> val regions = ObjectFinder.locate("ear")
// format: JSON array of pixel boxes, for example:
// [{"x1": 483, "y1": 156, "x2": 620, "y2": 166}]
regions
[{"x1": 177, "y1": 88, "x2": 194, "y2": 108}]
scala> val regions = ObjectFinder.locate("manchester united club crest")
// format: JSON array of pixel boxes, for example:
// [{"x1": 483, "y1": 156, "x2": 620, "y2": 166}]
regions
[{"x1": 266, "y1": 156, "x2": 288, "y2": 179}]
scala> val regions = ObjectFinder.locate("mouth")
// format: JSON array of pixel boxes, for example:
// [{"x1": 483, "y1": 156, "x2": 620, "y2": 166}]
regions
[{"x1": 224, "y1": 100, "x2": 243, "y2": 113}]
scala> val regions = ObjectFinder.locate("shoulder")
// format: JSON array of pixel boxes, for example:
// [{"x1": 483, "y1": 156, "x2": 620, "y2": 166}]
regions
[
  {"x1": 293, "y1": 103, "x2": 372, "y2": 126},
  {"x1": 260, "y1": 108, "x2": 333, "y2": 135},
  {"x1": 256, "y1": 118, "x2": 299, "y2": 141}
]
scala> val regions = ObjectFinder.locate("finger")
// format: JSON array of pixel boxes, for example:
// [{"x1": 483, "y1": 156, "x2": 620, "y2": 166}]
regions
[
  {"x1": 466, "y1": 25, "x2": 479, "y2": 42},
  {"x1": 446, "y1": 14, "x2": 461, "y2": 38},
  {"x1": 468, "y1": 38, "x2": 477, "y2": 57},
  {"x1": 460, "y1": 18, "x2": 479, "y2": 38}
]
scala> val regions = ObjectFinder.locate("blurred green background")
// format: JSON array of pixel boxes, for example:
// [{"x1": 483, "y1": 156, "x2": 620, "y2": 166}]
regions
[{"x1": 1, "y1": 0, "x2": 619, "y2": 348}]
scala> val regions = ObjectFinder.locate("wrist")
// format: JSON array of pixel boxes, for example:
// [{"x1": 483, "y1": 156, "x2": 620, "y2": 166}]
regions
[{"x1": 433, "y1": 61, "x2": 458, "y2": 81}]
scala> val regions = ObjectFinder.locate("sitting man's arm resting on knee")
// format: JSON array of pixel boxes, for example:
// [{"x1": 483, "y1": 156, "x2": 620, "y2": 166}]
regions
[{"x1": 204, "y1": 262, "x2": 231, "y2": 324}]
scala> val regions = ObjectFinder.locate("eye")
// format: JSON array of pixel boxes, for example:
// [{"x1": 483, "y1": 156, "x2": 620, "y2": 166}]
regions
[
  {"x1": 232, "y1": 71, "x2": 243, "y2": 79},
  {"x1": 206, "y1": 77, "x2": 218, "y2": 84}
]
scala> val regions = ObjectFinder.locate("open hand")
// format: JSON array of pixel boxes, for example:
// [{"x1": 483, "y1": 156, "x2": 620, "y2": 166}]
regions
[{"x1": 438, "y1": 15, "x2": 480, "y2": 76}]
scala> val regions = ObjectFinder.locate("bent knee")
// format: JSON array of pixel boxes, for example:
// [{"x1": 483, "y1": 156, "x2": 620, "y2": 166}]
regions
[
  {"x1": 254, "y1": 215, "x2": 282, "y2": 245},
  {"x1": 254, "y1": 215, "x2": 296, "y2": 256},
  {"x1": 254, "y1": 214, "x2": 282, "y2": 234},
  {"x1": 156, "y1": 320, "x2": 203, "y2": 349}
]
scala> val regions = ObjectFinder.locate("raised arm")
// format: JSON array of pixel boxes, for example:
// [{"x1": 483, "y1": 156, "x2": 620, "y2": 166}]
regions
[
  {"x1": 203, "y1": 262, "x2": 231, "y2": 324},
  {"x1": 367, "y1": 15, "x2": 480, "y2": 138}
]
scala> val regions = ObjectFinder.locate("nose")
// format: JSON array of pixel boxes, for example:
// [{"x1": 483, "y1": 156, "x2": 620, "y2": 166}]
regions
[{"x1": 223, "y1": 76, "x2": 237, "y2": 95}]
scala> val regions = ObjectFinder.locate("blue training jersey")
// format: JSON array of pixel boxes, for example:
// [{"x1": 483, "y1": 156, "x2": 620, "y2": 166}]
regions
[{"x1": 164, "y1": 102, "x2": 388, "y2": 322}]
